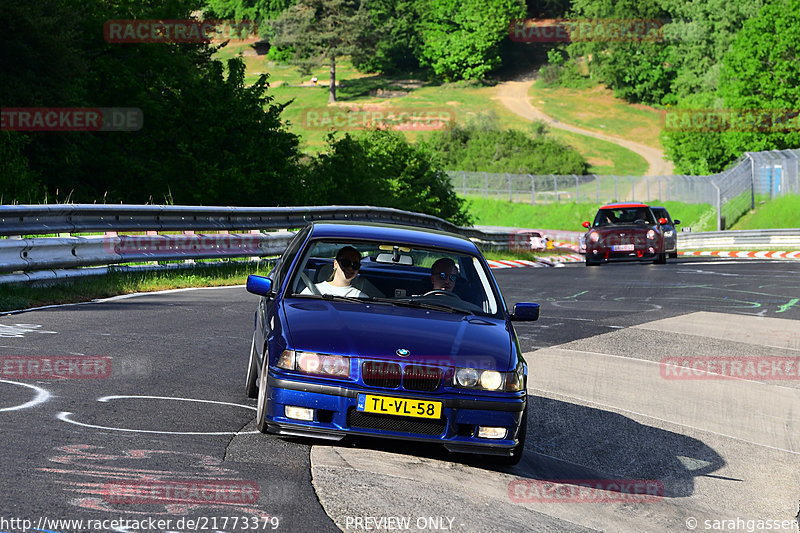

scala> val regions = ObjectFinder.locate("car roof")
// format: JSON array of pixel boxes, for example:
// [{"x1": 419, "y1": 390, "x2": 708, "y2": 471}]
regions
[
  {"x1": 307, "y1": 221, "x2": 480, "y2": 254},
  {"x1": 599, "y1": 202, "x2": 650, "y2": 209}
]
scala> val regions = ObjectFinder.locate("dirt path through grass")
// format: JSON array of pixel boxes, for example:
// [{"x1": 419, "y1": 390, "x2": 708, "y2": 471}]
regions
[{"x1": 494, "y1": 78, "x2": 674, "y2": 177}]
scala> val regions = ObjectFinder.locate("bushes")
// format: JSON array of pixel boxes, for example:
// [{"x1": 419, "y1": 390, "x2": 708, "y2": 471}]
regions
[
  {"x1": 304, "y1": 129, "x2": 472, "y2": 225},
  {"x1": 423, "y1": 122, "x2": 589, "y2": 175}
]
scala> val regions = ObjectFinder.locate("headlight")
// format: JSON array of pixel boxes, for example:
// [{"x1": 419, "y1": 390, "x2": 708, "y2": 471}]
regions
[
  {"x1": 454, "y1": 367, "x2": 521, "y2": 391},
  {"x1": 480, "y1": 371, "x2": 503, "y2": 390},
  {"x1": 455, "y1": 367, "x2": 479, "y2": 388},
  {"x1": 589, "y1": 232, "x2": 600, "y2": 242},
  {"x1": 646, "y1": 230, "x2": 656, "y2": 240},
  {"x1": 279, "y1": 350, "x2": 349, "y2": 378},
  {"x1": 664, "y1": 230, "x2": 674, "y2": 237}
]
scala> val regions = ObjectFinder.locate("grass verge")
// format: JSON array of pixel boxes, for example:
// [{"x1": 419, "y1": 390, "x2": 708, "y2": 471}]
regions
[
  {"x1": 0, "y1": 261, "x2": 275, "y2": 313},
  {"x1": 730, "y1": 194, "x2": 800, "y2": 230},
  {"x1": 464, "y1": 196, "x2": 717, "y2": 232}
]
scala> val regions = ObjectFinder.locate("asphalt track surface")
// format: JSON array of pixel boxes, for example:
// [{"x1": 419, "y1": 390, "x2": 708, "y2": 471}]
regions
[{"x1": 1, "y1": 258, "x2": 798, "y2": 533}]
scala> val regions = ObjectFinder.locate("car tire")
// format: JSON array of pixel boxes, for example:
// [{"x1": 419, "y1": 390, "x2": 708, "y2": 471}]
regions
[
  {"x1": 669, "y1": 252, "x2": 677, "y2": 259},
  {"x1": 256, "y1": 358, "x2": 270, "y2": 433},
  {"x1": 585, "y1": 258, "x2": 600, "y2": 266},
  {"x1": 245, "y1": 334, "x2": 259, "y2": 399},
  {"x1": 654, "y1": 252, "x2": 667, "y2": 264},
  {"x1": 488, "y1": 406, "x2": 527, "y2": 466}
]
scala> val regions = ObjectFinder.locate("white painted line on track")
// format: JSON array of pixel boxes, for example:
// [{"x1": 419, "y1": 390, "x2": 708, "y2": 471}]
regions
[
  {"x1": 58, "y1": 395, "x2": 259, "y2": 435},
  {"x1": 0, "y1": 379, "x2": 51, "y2": 412},
  {"x1": 0, "y1": 284, "x2": 248, "y2": 316}
]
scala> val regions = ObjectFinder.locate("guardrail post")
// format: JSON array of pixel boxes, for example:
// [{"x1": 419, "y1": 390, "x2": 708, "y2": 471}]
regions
[
  {"x1": 553, "y1": 175, "x2": 558, "y2": 203},
  {"x1": 596, "y1": 176, "x2": 600, "y2": 203},
  {"x1": 529, "y1": 174, "x2": 536, "y2": 205},
  {"x1": 711, "y1": 181, "x2": 722, "y2": 231},
  {"x1": 507, "y1": 172, "x2": 512, "y2": 202},
  {"x1": 646, "y1": 177, "x2": 650, "y2": 201},
  {"x1": 574, "y1": 175, "x2": 579, "y2": 202}
]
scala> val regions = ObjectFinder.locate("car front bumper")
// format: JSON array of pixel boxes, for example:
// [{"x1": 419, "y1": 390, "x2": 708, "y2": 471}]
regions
[{"x1": 264, "y1": 375, "x2": 526, "y2": 455}]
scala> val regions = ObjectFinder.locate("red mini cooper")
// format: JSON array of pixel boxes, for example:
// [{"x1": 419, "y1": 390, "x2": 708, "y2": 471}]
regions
[{"x1": 581, "y1": 203, "x2": 669, "y2": 266}]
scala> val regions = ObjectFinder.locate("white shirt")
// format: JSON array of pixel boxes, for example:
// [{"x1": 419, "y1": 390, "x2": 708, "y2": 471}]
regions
[{"x1": 301, "y1": 281, "x2": 366, "y2": 298}]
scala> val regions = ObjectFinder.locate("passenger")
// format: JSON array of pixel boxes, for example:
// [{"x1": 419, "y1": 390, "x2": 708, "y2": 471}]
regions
[
  {"x1": 430, "y1": 257, "x2": 458, "y2": 292},
  {"x1": 303, "y1": 246, "x2": 367, "y2": 297}
]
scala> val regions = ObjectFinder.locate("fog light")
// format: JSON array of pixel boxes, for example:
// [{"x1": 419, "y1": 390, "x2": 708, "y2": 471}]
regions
[
  {"x1": 477, "y1": 426, "x2": 507, "y2": 439},
  {"x1": 285, "y1": 406, "x2": 314, "y2": 421}
]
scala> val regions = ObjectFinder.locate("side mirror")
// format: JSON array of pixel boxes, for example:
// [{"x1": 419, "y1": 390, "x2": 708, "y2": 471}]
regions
[
  {"x1": 511, "y1": 302, "x2": 539, "y2": 321},
  {"x1": 582, "y1": 221, "x2": 591, "y2": 229},
  {"x1": 673, "y1": 219, "x2": 681, "y2": 225},
  {"x1": 246, "y1": 275, "x2": 273, "y2": 297},
  {"x1": 658, "y1": 217, "x2": 667, "y2": 225}
]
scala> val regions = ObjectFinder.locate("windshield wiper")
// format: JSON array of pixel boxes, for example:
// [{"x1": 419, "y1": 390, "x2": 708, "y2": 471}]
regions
[
  {"x1": 320, "y1": 294, "x2": 368, "y2": 304},
  {"x1": 394, "y1": 299, "x2": 461, "y2": 314}
]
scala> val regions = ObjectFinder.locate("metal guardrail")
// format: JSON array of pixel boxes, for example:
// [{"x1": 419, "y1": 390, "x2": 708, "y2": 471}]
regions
[
  {"x1": 2, "y1": 205, "x2": 796, "y2": 283},
  {"x1": 677, "y1": 229, "x2": 800, "y2": 250},
  {"x1": 0, "y1": 205, "x2": 518, "y2": 281}
]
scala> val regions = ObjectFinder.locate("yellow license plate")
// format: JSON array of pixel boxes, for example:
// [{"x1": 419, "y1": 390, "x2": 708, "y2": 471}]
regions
[{"x1": 357, "y1": 394, "x2": 442, "y2": 419}]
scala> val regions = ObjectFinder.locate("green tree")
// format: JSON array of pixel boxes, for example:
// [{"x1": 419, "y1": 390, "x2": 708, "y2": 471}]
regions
[
  {"x1": 718, "y1": 0, "x2": 800, "y2": 155},
  {"x1": 351, "y1": 0, "x2": 421, "y2": 73},
  {"x1": 661, "y1": 0, "x2": 764, "y2": 104},
  {"x1": 566, "y1": 0, "x2": 674, "y2": 105},
  {"x1": 415, "y1": 0, "x2": 526, "y2": 80},
  {"x1": 269, "y1": 0, "x2": 375, "y2": 102},
  {"x1": 1, "y1": 0, "x2": 303, "y2": 205},
  {"x1": 203, "y1": 0, "x2": 294, "y2": 20},
  {"x1": 306, "y1": 130, "x2": 471, "y2": 225}
]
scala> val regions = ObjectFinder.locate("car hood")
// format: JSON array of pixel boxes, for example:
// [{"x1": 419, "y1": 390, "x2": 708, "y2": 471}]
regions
[
  {"x1": 282, "y1": 298, "x2": 512, "y2": 370},
  {"x1": 590, "y1": 224, "x2": 655, "y2": 234}
]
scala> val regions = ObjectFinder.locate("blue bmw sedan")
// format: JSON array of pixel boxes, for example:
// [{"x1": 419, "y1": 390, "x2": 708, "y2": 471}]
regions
[{"x1": 245, "y1": 222, "x2": 540, "y2": 465}]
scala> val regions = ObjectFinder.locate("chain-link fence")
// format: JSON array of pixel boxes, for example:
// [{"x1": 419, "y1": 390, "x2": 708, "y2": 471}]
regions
[{"x1": 448, "y1": 148, "x2": 800, "y2": 230}]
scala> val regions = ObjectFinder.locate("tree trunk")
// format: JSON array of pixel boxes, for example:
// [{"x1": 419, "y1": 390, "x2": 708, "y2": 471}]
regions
[{"x1": 329, "y1": 56, "x2": 336, "y2": 103}]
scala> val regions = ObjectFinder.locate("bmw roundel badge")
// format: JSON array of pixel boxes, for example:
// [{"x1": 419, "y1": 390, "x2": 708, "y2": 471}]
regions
[{"x1": 396, "y1": 348, "x2": 411, "y2": 357}]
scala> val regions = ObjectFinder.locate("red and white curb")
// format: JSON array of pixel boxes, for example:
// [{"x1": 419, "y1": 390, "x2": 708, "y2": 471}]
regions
[
  {"x1": 679, "y1": 250, "x2": 800, "y2": 259},
  {"x1": 487, "y1": 254, "x2": 583, "y2": 269}
]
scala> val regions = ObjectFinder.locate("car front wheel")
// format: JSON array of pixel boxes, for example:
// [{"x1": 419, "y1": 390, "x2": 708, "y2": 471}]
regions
[
  {"x1": 256, "y1": 358, "x2": 270, "y2": 433},
  {"x1": 245, "y1": 334, "x2": 259, "y2": 398},
  {"x1": 654, "y1": 252, "x2": 667, "y2": 264}
]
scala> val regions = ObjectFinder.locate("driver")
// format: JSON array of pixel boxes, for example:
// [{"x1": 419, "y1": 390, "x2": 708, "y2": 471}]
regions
[{"x1": 430, "y1": 257, "x2": 458, "y2": 291}]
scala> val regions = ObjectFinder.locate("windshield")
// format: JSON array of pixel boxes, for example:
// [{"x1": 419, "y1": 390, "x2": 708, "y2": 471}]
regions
[
  {"x1": 287, "y1": 238, "x2": 501, "y2": 317},
  {"x1": 593, "y1": 207, "x2": 655, "y2": 227}
]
